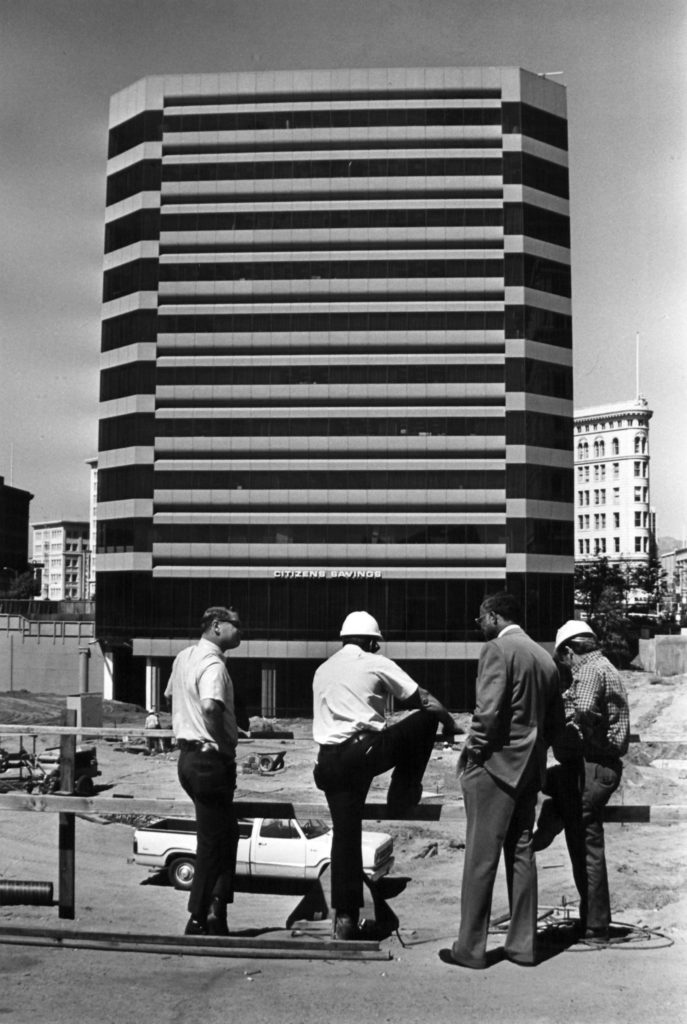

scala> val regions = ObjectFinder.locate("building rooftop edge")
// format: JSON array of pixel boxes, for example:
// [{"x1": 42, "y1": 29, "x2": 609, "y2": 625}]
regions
[
  {"x1": 110, "y1": 65, "x2": 565, "y2": 107},
  {"x1": 31, "y1": 520, "x2": 90, "y2": 529},
  {"x1": 575, "y1": 397, "x2": 653, "y2": 420}
]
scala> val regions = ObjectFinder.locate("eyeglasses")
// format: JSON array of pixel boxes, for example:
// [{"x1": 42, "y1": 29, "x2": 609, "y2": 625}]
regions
[
  {"x1": 474, "y1": 612, "x2": 494, "y2": 625},
  {"x1": 216, "y1": 618, "x2": 242, "y2": 632}
]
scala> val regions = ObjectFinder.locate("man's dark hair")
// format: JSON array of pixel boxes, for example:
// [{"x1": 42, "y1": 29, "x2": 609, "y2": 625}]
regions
[
  {"x1": 481, "y1": 591, "x2": 522, "y2": 624},
  {"x1": 201, "y1": 606, "x2": 237, "y2": 632}
]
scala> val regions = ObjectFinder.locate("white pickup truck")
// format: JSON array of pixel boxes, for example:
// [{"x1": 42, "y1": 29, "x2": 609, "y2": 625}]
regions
[{"x1": 133, "y1": 816, "x2": 394, "y2": 891}]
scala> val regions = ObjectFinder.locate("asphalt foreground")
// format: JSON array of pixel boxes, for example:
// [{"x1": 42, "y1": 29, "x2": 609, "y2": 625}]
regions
[{"x1": 1, "y1": 673, "x2": 686, "y2": 1024}]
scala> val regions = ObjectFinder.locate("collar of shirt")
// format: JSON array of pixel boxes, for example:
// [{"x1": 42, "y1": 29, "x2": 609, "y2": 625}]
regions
[
  {"x1": 197, "y1": 636, "x2": 224, "y2": 655},
  {"x1": 497, "y1": 624, "x2": 521, "y2": 638}
]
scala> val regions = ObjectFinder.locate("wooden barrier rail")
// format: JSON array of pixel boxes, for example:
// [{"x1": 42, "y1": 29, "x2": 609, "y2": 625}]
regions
[{"x1": 2, "y1": 793, "x2": 685, "y2": 824}]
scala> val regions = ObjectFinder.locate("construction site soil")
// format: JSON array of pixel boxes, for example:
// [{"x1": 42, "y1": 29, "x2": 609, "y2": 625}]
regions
[{"x1": 0, "y1": 671, "x2": 685, "y2": 1024}]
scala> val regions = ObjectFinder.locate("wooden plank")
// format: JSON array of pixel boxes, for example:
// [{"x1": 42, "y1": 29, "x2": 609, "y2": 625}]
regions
[
  {"x1": 0, "y1": 793, "x2": 442, "y2": 820},
  {"x1": 0, "y1": 924, "x2": 390, "y2": 961},
  {"x1": 0, "y1": 792, "x2": 685, "y2": 823},
  {"x1": 0, "y1": 725, "x2": 176, "y2": 738},
  {"x1": 603, "y1": 805, "x2": 650, "y2": 823}
]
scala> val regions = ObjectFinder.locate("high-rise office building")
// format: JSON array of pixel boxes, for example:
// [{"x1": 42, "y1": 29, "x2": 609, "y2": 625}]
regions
[
  {"x1": 574, "y1": 397, "x2": 653, "y2": 562},
  {"x1": 97, "y1": 67, "x2": 573, "y2": 711}
]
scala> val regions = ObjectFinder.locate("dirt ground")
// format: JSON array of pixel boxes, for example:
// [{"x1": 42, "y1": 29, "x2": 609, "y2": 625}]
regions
[{"x1": 0, "y1": 671, "x2": 686, "y2": 1024}]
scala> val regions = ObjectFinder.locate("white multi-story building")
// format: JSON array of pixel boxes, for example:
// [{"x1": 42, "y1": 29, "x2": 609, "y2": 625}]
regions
[
  {"x1": 574, "y1": 398, "x2": 653, "y2": 563},
  {"x1": 85, "y1": 457, "x2": 98, "y2": 599},
  {"x1": 31, "y1": 521, "x2": 91, "y2": 601}
]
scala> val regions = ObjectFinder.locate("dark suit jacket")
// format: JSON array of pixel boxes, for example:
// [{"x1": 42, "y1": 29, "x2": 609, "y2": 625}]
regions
[{"x1": 465, "y1": 626, "x2": 564, "y2": 790}]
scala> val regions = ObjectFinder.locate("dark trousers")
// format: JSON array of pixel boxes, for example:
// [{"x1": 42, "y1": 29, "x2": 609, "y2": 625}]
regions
[
  {"x1": 456, "y1": 759, "x2": 539, "y2": 963},
  {"x1": 314, "y1": 711, "x2": 438, "y2": 915},
  {"x1": 177, "y1": 748, "x2": 239, "y2": 921},
  {"x1": 544, "y1": 759, "x2": 621, "y2": 932}
]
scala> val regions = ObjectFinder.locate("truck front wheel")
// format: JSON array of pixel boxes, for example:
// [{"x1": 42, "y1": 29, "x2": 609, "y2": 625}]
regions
[{"x1": 168, "y1": 857, "x2": 196, "y2": 890}]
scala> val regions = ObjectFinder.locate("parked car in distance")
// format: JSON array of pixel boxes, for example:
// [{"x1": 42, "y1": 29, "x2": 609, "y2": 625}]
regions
[{"x1": 132, "y1": 816, "x2": 394, "y2": 891}]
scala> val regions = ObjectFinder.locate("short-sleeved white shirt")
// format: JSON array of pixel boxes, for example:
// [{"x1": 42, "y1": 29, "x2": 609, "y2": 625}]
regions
[
  {"x1": 164, "y1": 637, "x2": 237, "y2": 757},
  {"x1": 312, "y1": 643, "x2": 419, "y2": 745}
]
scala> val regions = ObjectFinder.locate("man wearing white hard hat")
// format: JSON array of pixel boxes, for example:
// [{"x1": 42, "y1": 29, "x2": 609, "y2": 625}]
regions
[
  {"x1": 313, "y1": 610, "x2": 457, "y2": 940},
  {"x1": 538, "y1": 619, "x2": 630, "y2": 946}
]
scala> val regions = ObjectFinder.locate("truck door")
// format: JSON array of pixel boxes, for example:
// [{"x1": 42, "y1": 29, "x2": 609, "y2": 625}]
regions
[{"x1": 251, "y1": 818, "x2": 306, "y2": 879}]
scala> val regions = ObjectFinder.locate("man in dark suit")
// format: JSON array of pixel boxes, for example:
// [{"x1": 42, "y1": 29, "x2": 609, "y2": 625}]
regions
[{"x1": 447, "y1": 592, "x2": 564, "y2": 969}]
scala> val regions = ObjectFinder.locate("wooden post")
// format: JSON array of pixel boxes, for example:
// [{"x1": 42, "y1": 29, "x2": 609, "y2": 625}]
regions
[{"x1": 58, "y1": 709, "x2": 77, "y2": 919}]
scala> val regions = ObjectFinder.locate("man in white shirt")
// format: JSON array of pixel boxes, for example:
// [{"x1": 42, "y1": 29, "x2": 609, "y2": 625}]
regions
[
  {"x1": 313, "y1": 610, "x2": 456, "y2": 939},
  {"x1": 164, "y1": 605, "x2": 243, "y2": 936}
]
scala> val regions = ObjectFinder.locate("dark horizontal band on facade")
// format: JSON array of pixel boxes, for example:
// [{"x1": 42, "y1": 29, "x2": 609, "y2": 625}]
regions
[
  {"x1": 154, "y1": 397, "x2": 506, "y2": 409},
  {"x1": 156, "y1": 239, "x2": 508, "y2": 254},
  {"x1": 98, "y1": 413, "x2": 507, "y2": 449},
  {"x1": 153, "y1": 312, "x2": 506, "y2": 334},
  {"x1": 162, "y1": 88, "x2": 504, "y2": 106},
  {"x1": 158, "y1": 341, "x2": 505, "y2": 356},
  {"x1": 155, "y1": 364, "x2": 505, "y2": 385},
  {"x1": 157, "y1": 290, "x2": 505, "y2": 305},
  {"x1": 150, "y1": 524, "x2": 507, "y2": 544},
  {"x1": 160, "y1": 189, "x2": 504, "y2": 204},
  {"x1": 158, "y1": 209, "x2": 505, "y2": 231},
  {"x1": 160, "y1": 108, "x2": 505, "y2": 133},
  {"x1": 157, "y1": 257, "x2": 507, "y2": 280},
  {"x1": 162, "y1": 138, "x2": 504, "y2": 156},
  {"x1": 109, "y1": 362, "x2": 505, "y2": 390},
  {"x1": 97, "y1": 469, "x2": 507, "y2": 499},
  {"x1": 151, "y1": 557, "x2": 509, "y2": 568}
]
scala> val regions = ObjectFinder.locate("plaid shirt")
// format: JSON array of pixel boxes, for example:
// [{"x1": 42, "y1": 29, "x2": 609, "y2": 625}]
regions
[{"x1": 562, "y1": 650, "x2": 630, "y2": 761}]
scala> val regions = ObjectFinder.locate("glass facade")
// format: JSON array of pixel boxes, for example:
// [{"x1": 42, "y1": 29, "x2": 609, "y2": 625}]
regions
[{"x1": 97, "y1": 67, "x2": 574, "y2": 713}]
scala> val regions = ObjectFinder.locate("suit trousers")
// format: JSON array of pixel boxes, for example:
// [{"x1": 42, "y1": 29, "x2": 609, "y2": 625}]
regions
[
  {"x1": 178, "y1": 747, "x2": 239, "y2": 921},
  {"x1": 314, "y1": 710, "x2": 438, "y2": 914},
  {"x1": 456, "y1": 759, "x2": 539, "y2": 963}
]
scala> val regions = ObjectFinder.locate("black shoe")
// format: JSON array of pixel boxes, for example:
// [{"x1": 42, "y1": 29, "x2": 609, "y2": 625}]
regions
[
  {"x1": 386, "y1": 783, "x2": 423, "y2": 816},
  {"x1": 583, "y1": 929, "x2": 609, "y2": 946},
  {"x1": 184, "y1": 916, "x2": 208, "y2": 936},
  {"x1": 206, "y1": 897, "x2": 229, "y2": 936},
  {"x1": 532, "y1": 799, "x2": 564, "y2": 851},
  {"x1": 333, "y1": 913, "x2": 359, "y2": 940}
]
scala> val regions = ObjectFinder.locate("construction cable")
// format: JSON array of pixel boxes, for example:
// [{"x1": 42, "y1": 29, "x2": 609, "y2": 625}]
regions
[{"x1": 490, "y1": 902, "x2": 675, "y2": 952}]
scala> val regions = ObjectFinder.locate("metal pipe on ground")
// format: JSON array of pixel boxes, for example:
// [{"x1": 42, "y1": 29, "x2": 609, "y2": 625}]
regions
[{"x1": 0, "y1": 880, "x2": 54, "y2": 906}]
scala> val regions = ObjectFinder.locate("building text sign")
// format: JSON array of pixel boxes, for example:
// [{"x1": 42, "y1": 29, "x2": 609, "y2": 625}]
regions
[{"x1": 273, "y1": 570, "x2": 382, "y2": 579}]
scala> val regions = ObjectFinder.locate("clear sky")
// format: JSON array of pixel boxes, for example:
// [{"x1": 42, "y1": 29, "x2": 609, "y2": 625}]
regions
[{"x1": 1, "y1": 0, "x2": 686, "y2": 538}]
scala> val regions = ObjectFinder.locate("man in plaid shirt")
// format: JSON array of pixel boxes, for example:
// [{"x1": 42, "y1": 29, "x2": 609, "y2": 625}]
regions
[{"x1": 534, "y1": 620, "x2": 630, "y2": 945}]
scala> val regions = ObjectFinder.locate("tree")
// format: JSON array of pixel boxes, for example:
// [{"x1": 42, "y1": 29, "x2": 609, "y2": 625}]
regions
[
  {"x1": 628, "y1": 546, "x2": 666, "y2": 612},
  {"x1": 5, "y1": 570, "x2": 40, "y2": 599},
  {"x1": 574, "y1": 557, "x2": 630, "y2": 619}
]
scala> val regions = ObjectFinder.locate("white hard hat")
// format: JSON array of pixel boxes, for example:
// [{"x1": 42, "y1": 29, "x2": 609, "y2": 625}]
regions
[
  {"x1": 339, "y1": 611, "x2": 383, "y2": 639},
  {"x1": 555, "y1": 619, "x2": 596, "y2": 652}
]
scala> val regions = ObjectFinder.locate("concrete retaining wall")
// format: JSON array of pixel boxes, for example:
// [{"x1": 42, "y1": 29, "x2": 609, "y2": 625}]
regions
[
  {"x1": 637, "y1": 636, "x2": 687, "y2": 676},
  {"x1": 0, "y1": 616, "x2": 105, "y2": 695}
]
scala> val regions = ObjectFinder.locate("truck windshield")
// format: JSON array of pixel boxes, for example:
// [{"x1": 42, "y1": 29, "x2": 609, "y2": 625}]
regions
[{"x1": 300, "y1": 819, "x2": 330, "y2": 839}]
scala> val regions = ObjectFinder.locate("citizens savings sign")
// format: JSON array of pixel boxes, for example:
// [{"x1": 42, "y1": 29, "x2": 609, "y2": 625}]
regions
[{"x1": 273, "y1": 570, "x2": 383, "y2": 579}]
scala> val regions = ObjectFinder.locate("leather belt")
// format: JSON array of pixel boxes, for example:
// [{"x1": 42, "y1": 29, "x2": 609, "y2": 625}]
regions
[{"x1": 177, "y1": 739, "x2": 217, "y2": 753}]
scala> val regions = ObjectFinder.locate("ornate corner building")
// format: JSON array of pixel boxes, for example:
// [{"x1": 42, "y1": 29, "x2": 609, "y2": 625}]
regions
[
  {"x1": 574, "y1": 398, "x2": 654, "y2": 563},
  {"x1": 96, "y1": 67, "x2": 574, "y2": 712}
]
